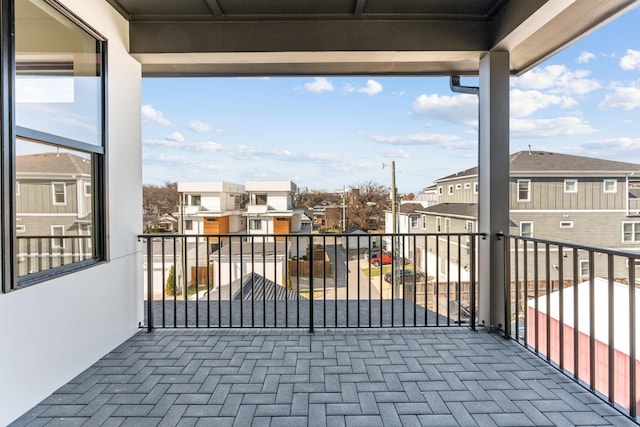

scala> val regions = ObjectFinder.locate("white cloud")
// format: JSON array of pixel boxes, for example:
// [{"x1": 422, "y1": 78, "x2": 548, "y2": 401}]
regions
[
  {"x1": 510, "y1": 89, "x2": 565, "y2": 117},
  {"x1": 187, "y1": 120, "x2": 212, "y2": 133},
  {"x1": 599, "y1": 84, "x2": 640, "y2": 110},
  {"x1": 620, "y1": 49, "x2": 640, "y2": 71},
  {"x1": 357, "y1": 79, "x2": 383, "y2": 95},
  {"x1": 511, "y1": 116, "x2": 597, "y2": 138},
  {"x1": 141, "y1": 105, "x2": 171, "y2": 127},
  {"x1": 379, "y1": 148, "x2": 410, "y2": 158},
  {"x1": 577, "y1": 51, "x2": 596, "y2": 64},
  {"x1": 512, "y1": 65, "x2": 600, "y2": 96},
  {"x1": 581, "y1": 137, "x2": 640, "y2": 152},
  {"x1": 165, "y1": 132, "x2": 185, "y2": 142},
  {"x1": 372, "y1": 133, "x2": 474, "y2": 149},
  {"x1": 304, "y1": 77, "x2": 334, "y2": 93},
  {"x1": 412, "y1": 93, "x2": 477, "y2": 125}
]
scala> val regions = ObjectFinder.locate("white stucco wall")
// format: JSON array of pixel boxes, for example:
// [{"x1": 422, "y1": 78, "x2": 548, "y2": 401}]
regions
[{"x1": 0, "y1": 0, "x2": 143, "y2": 424}]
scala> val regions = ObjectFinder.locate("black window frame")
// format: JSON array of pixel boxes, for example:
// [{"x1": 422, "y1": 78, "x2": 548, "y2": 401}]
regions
[{"x1": 2, "y1": 0, "x2": 109, "y2": 291}]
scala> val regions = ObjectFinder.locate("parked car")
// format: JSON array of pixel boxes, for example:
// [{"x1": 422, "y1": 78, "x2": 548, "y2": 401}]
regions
[
  {"x1": 369, "y1": 250, "x2": 392, "y2": 267},
  {"x1": 384, "y1": 269, "x2": 425, "y2": 283},
  {"x1": 364, "y1": 249, "x2": 382, "y2": 260}
]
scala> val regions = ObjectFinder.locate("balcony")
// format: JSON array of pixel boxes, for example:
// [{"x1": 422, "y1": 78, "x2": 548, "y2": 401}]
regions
[{"x1": 10, "y1": 232, "x2": 639, "y2": 425}]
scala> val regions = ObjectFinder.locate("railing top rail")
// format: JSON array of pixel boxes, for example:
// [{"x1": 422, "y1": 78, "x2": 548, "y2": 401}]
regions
[
  {"x1": 499, "y1": 232, "x2": 640, "y2": 259},
  {"x1": 138, "y1": 232, "x2": 486, "y2": 239}
]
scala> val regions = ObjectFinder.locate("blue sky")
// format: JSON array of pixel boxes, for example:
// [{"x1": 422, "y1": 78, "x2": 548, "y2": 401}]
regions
[{"x1": 142, "y1": 7, "x2": 640, "y2": 194}]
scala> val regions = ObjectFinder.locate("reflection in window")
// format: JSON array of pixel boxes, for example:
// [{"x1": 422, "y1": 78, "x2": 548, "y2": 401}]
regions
[
  {"x1": 16, "y1": 140, "x2": 95, "y2": 277},
  {"x1": 15, "y1": 0, "x2": 103, "y2": 146}
]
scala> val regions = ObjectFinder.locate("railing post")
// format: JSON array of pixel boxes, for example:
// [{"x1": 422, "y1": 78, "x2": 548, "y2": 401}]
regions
[
  {"x1": 146, "y1": 237, "x2": 154, "y2": 333},
  {"x1": 309, "y1": 235, "x2": 314, "y2": 333}
]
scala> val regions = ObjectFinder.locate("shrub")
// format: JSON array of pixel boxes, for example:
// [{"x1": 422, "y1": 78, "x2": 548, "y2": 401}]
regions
[{"x1": 165, "y1": 265, "x2": 180, "y2": 295}]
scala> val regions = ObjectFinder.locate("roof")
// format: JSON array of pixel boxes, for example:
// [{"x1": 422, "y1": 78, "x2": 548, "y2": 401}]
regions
[
  {"x1": 398, "y1": 203, "x2": 425, "y2": 214},
  {"x1": 436, "y1": 151, "x2": 640, "y2": 182},
  {"x1": 16, "y1": 152, "x2": 91, "y2": 176},
  {"x1": 234, "y1": 273, "x2": 303, "y2": 301},
  {"x1": 420, "y1": 203, "x2": 478, "y2": 219},
  {"x1": 103, "y1": 0, "x2": 639, "y2": 77}
]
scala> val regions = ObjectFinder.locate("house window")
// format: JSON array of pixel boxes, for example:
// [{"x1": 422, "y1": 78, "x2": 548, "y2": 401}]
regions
[
  {"x1": 456, "y1": 184, "x2": 462, "y2": 190},
  {"x1": 410, "y1": 216, "x2": 419, "y2": 228},
  {"x1": 520, "y1": 222, "x2": 533, "y2": 238},
  {"x1": 560, "y1": 221, "x2": 574, "y2": 229},
  {"x1": 466, "y1": 221, "x2": 474, "y2": 233},
  {"x1": 623, "y1": 222, "x2": 640, "y2": 242},
  {"x1": 438, "y1": 186, "x2": 443, "y2": 196},
  {"x1": 421, "y1": 215, "x2": 427, "y2": 229},
  {"x1": 517, "y1": 180, "x2": 530, "y2": 202},
  {"x1": 464, "y1": 183, "x2": 471, "y2": 189},
  {"x1": 444, "y1": 218, "x2": 451, "y2": 233},
  {"x1": 51, "y1": 225, "x2": 65, "y2": 249},
  {"x1": 16, "y1": 225, "x2": 25, "y2": 233},
  {"x1": 190, "y1": 195, "x2": 201, "y2": 206},
  {"x1": 603, "y1": 179, "x2": 617, "y2": 193},
  {"x1": 579, "y1": 260, "x2": 590, "y2": 277},
  {"x1": 12, "y1": 0, "x2": 106, "y2": 286},
  {"x1": 436, "y1": 217, "x2": 441, "y2": 232},
  {"x1": 564, "y1": 179, "x2": 577, "y2": 193},
  {"x1": 473, "y1": 182, "x2": 478, "y2": 194},
  {"x1": 184, "y1": 220, "x2": 193, "y2": 231},
  {"x1": 52, "y1": 182, "x2": 66, "y2": 205},
  {"x1": 255, "y1": 194, "x2": 267, "y2": 205},
  {"x1": 448, "y1": 185, "x2": 454, "y2": 195},
  {"x1": 234, "y1": 195, "x2": 242, "y2": 209},
  {"x1": 249, "y1": 219, "x2": 262, "y2": 230}
]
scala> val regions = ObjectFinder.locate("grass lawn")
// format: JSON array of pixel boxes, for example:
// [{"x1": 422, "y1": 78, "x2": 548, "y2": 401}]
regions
[{"x1": 298, "y1": 290, "x2": 325, "y2": 299}]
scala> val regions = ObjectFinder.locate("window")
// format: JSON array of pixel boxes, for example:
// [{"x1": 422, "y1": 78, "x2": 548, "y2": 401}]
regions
[
  {"x1": 517, "y1": 180, "x2": 530, "y2": 202},
  {"x1": 51, "y1": 225, "x2": 65, "y2": 249},
  {"x1": 464, "y1": 183, "x2": 471, "y2": 189},
  {"x1": 255, "y1": 194, "x2": 267, "y2": 205},
  {"x1": 249, "y1": 219, "x2": 262, "y2": 230},
  {"x1": 234, "y1": 195, "x2": 242, "y2": 209},
  {"x1": 438, "y1": 186, "x2": 443, "y2": 195},
  {"x1": 604, "y1": 179, "x2": 617, "y2": 193},
  {"x1": 190, "y1": 195, "x2": 201, "y2": 206},
  {"x1": 421, "y1": 215, "x2": 427, "y2": 229},
  {"x1": 185, "y1": 220, "x2": 193, "y2": 231},
  {"x1": 11, "y1": 0, "x2": 106, "y2": 286},
  {"x1": 579, "y1": 260, "x2": 590, "y2": 277},
  {"x1": 52, "y1": 182, "x2": 66, "y2": 205},
  {"x1": 448, "y1": 185, "x2": 454, "y2": 195},
  {"x1": 410, "y1": 216, "x2": 419, "y2": 228},
  {"x1": 444, "y1": 218, "x2": 451, "y2": 233},
  {"x1": 436, "y1": 217, "x2": 441, "y2": 232},
  {"x1": 466, "y1": 221, "x2": 474, "y2": 233},
  {"x1": 560, "y1": 221, "x2": 574, "y2": 228},
  {"x1": 473, "y1": 182, "x2": 478, "y2": 194},
  {"x1": 564, "y1": 179, "x2": 577, "y2": 193},
  {"x1": 623, "y1": 222, "x2": 640, "y2": 242},
  {"x1": 520, "y1": 222, "x2": 533, "y2": 238},
  {"x1": 456, "y1": 184, "x2": 462, "y2": 190}
]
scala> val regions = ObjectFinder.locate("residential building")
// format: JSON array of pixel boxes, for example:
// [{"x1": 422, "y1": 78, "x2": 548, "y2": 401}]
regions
[
  {"x1": 2, "y1": 1, "x2": 638, "y2": 425},
  {"x1": 245, "y1": 180, "x2": 305, "y2": 240}
]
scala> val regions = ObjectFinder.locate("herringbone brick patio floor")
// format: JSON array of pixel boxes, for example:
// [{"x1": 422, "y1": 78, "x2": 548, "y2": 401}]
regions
[{"x1": 11, "y1": 328, "x2": 638, "y2": 426}]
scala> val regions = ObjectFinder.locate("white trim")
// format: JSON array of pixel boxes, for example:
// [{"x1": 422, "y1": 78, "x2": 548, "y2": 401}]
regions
[
  {"x1": 16, "y1": 181, "x2": 20, "y2": 196},
  {"x1": 516, "y1": 179, "x2": 530, "y2": 202},
  {"x1": 579, "y1": 259, "x2": 589, "y2": 277},
  {"x1": 16, "y1": 225, "x2": 26, "y2": 233},
  {"x1": 52, "y1": 182, "x2": 67, "y2": 205},
  {"x1": 603, "y1": 179, "x2": 617, "y2": 194},
  {"x1": 559, "y1": 221, "x2": 574, "y2": 229},
  {"x1": 622, "y1": 221, "x2": 640, "y2": 243},
  {"x1": 444, "y1": 217, "x2": 451, "y2": 233},
  {"x1": 564, "y1": 179, "x2": 577, "y2": 193},
  {"x1": 51, "y1": 225, "x2": 65, "y2": 248},
  {"x1": 473, "y1": 182, "x2": 478, "y2": 194},
  {"x1": 464, "y1": 183, "x2": 471, "y2": 189},
  {"x1": 448, "y1": 185, "x2": 454, "y2": 195},
  {"x1": 83, "y1": 182, "x2": 92, "y2": 196},
  {"x1": 438, "y1": 186, "x2": 443, "y2": 196},
  {"x1": 455, "y1": 184, "x2": 462, "y2": 190}
]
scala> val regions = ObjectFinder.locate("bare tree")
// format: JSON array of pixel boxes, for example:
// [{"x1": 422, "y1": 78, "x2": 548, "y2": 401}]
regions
[
  {"x1": 143, "y1": 182, "x2": 179, "y2": 231},
  {"x1": 346, "y1": 181, "x2": 390, "y2": 231}
]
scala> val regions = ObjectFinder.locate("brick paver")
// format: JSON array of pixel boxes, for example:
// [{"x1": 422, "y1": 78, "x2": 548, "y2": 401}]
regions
[{"x1": 10, "y1": 328, "x2": 636, "y2": 426}]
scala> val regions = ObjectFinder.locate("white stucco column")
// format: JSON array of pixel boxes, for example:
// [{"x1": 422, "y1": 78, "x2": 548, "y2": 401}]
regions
[{"x1": 478, "y1": 51, "x2": 510, "y2": 332}]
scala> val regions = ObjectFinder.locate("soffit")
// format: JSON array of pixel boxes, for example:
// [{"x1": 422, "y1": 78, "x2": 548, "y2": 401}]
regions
[{"x1": 103, "y1": 0, "x2": 640, "y2": 77}]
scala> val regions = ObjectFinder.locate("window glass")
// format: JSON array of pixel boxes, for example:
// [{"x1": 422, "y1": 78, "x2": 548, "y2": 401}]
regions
[
  {"x1": 15, "y1": 0, "x2": 103, "y2": 146},
  {"x1": 564, "y1": 179, "x2": 577, "y2": 193},
  {"x1": 16, "y1": 140, "x2": 95, "y2": 277},
  {"x1": 604, "y1": 179, "x2": 617, "y2": 193},
  {"x1": 250, "y1": 219, "x2": 262, "y2": 230},
  {"x1": 624, "y1": 223, "x2": 633, "y2": 242},
  {"x1": 255, "y1": 194, "x2": 267, "y2": 205},
  {"x1": 190, "y1": 195, "x2": 201, "y2": 206},
  {"x1": 517, "y1": 180, "x2": 530, "y2": 202},
  {"x1": 410, "y1": 216, "x2": 419, "y2": 228},
  {"x1": 520, "y1": 222, "x2": 532, "y2": 237}
]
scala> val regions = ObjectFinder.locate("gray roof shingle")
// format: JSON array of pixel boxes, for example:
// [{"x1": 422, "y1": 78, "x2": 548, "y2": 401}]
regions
[
  {"x1": 17, "y1": 152, "x2": 91, "y2": 176},
  {"x1": 419, "y1": 203, "x2": 478, "y2": 218}
]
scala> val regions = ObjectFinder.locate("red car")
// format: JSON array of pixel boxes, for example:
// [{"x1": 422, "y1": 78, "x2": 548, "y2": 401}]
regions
[{"x1": 370, "y1": 251, "x2": 392, "y2": 267}]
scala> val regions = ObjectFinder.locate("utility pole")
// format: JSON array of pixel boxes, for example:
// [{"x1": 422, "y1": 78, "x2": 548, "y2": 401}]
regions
[
  {"x1": 384, "y1": 161, "x2": 398, "y2": 298},
  {"x1": 341, "y1": 186, "x2": 347, "y2": 232}
]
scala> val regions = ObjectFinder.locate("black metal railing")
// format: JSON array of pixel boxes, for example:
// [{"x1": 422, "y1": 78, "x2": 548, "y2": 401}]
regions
[
  {"x1": 139, "y1": 232, "x2": 479, "y2": 332},
  {"x1": 503, "y1": 234, "x2": 639, "y2": 420}
]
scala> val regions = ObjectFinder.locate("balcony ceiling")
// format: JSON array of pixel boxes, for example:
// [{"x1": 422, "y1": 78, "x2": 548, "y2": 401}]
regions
[{"x1": 104, "y1": 0, "x2": 640, "y2": 77}]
